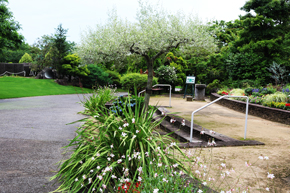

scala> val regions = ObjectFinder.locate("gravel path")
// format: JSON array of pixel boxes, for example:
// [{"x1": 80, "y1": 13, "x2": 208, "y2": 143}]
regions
[{"x1": 0, "y1": 93, "x2": 126, "y2": 193}]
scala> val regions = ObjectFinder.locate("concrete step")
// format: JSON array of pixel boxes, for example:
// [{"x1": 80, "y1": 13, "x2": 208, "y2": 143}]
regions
[
  {"x1": 152, "y1": 107, "x2": 265, "y2": 148},
  {"x1": 153, "y1": 113, "x2": 202, "y2": 143}
]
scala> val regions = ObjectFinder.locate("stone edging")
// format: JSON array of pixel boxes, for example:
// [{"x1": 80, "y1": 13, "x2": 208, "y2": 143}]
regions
[{"x1": 210, "y1": 93, "x2": 290, "y2": 125}]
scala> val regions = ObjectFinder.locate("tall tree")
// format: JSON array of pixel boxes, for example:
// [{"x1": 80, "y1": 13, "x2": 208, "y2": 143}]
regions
[
  {"x1": 0, "y1": 0, "x2": 23, "y2": 53},
  {"x1": 32, "y1": 25, "x2": 75, "y2": 74},
  {"x1": 53, "y1": 24, "x2": 72, "y2": 74},
  {"x1": 76, "y1": 1, "x2": 217, "y2": 109},
  {"x1": 222, "y1": 0, "x2": 290, "y2": 83}
]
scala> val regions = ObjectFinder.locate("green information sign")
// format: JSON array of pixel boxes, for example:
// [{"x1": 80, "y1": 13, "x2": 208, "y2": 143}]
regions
[{"x1": 186, "y1": 76, "x2": 195, "y2": 84}]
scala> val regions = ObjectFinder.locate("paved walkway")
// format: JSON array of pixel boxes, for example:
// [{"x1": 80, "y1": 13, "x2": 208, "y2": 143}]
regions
[{"x1": 0, "y1": 93, "x2": 126, "y2": 193}]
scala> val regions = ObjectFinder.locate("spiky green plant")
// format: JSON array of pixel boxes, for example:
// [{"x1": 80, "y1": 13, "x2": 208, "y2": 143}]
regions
[
  {"x1": 51, "y1": 94, "x2": 191, "y2": 192},
  {"x1": 80, "y1": 86, "x2": 117, "y2": 115}
]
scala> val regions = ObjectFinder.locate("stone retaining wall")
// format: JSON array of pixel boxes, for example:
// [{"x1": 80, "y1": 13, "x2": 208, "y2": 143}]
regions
[{"x1": 210, "y1": 93, "x2": 290, "y2": 125}]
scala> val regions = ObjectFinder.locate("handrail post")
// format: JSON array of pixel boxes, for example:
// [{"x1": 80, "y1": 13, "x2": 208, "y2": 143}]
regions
[
  {"x1": 190, "y1": 95, "x2": 249, "y2": 142},
  {"x1": 169, "y1": 85, "x2": 171, "y2": 107},
  {"x1": 244, "y1": 97, "x2": 249, "y2": 139}
]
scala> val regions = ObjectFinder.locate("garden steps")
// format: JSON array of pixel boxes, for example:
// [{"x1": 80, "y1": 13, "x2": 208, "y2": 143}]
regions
[
  {"x1": 154, "y1": 107, "x2": 265, "y2": 148},
  {"x1": 153, "y1": 112, "x2": 202, "y2": 143}
]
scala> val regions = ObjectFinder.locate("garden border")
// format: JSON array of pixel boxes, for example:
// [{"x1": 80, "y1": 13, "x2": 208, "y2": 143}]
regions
[{"x1": 210, "y1": 93, "x2": 290, "y2": 125}]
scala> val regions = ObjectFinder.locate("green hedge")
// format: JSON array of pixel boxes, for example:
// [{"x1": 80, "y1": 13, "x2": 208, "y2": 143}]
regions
[
  {"x1": 121, "y1": 73, "x2": 158, "y2": 92},
  {"x1": 81, "y1": 64, "x2": 111, "y2": 88},
  {"x1": 106, "y1": 70, "x2": 121, "y2": 87}
]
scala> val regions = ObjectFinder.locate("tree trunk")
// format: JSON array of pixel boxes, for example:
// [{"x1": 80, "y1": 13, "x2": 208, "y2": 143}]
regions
[{"x1": 144, "y1": 58, "x2": 154, "y2": 111}]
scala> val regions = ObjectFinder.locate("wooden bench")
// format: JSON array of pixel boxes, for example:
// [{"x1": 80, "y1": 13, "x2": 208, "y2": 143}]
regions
[{"x1": 152, "y1": 88, "x2": 163, "y2": 95}]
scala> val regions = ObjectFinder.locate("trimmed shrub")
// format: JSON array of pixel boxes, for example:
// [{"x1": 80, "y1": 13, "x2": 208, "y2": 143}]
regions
[
  {"x1": 106, "y1": 70, "x2": 121, "y2": 87},
  {"x1": 155, "y1": 65, "x2": 177, "y2": 85},
  {"x1": 81, "y1": 64, "x2": 112, "y2": 88},
  {"x1": 62, "y1": 54, "x2": 89, "y2": 81},
  {"x1": 120, "y1": 73, "x2": 158, "y2": 92},
  {"x1": 206, "y1": 79, "x2": 221, "y2": 94},
  {"x1": 19, "y1": 53, "x2": 33, "y2": 63}
]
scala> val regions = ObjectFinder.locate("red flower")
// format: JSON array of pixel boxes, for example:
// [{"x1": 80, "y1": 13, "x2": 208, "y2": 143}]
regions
[
  {"x1": 285, "y1": 103, "x2": 290, "y2": 107},
  {"x1": 118, "y1": 182, "x2": 142, "y2": 193},
  {"x1": 221, "y1": 91, "x2": 228, "y2": 95}
]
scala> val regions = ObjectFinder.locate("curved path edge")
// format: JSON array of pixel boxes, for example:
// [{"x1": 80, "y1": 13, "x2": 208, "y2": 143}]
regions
[{"x1": 0, "y1": 93, "x2": 127, "y2": 193}]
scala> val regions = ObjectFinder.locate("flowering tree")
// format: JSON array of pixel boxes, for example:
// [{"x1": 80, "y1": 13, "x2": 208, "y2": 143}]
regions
[{"x1": 76, "y1": 1, "x2": 217, "y2": 109}]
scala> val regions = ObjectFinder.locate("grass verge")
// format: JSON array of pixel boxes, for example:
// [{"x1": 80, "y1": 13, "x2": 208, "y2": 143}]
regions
[{"x1": 0, "y1": 76, "x2": 92, "y2": 99}]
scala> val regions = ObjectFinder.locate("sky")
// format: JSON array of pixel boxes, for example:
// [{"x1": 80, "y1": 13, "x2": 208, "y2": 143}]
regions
[{"x1": 7, "y1": 0, "x2": 249, "y2": 46}]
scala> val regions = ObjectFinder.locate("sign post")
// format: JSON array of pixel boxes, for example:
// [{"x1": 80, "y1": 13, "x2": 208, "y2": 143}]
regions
[{"x1": 183, "y1": 75, "x2": 195, "y2": 99}]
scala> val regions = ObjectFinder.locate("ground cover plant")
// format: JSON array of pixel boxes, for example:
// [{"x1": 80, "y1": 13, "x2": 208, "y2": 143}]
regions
[{"x1": 0, "y1": 76, "x2": 92, "y2": 99}]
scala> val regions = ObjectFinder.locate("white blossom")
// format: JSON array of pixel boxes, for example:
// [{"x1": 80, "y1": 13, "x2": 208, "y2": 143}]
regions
[{"x1": 153, "y1": 189, "x2": 159, "y2": 193}]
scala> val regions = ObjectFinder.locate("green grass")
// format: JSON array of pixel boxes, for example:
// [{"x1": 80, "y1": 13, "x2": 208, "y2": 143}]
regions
[{"x1": 0, "y1": 76, "x2": 92, "y2": 99}]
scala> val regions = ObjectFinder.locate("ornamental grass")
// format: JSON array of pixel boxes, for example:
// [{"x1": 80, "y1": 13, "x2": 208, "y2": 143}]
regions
[{"x1": 50, "y1": 91, "x2": 195, "y2": 192}]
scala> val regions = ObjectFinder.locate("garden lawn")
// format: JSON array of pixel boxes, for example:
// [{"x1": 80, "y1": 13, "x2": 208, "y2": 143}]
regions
[{"x1": 0, "y1": 76, "x2": 92, "y2": 99}]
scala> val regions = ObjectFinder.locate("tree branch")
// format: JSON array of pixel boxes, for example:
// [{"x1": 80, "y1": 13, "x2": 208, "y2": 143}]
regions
[{"x1": 130, "y1": 43, "x2": 145, "y2": 56}]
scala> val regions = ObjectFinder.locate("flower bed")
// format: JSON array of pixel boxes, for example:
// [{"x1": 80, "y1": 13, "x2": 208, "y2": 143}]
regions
[
  {"x1": 217, "y1": 87, "x2": 290, "y2": 110},
  {"x1": 211, "y1": 93, "x2": 290, "y2": 125}
]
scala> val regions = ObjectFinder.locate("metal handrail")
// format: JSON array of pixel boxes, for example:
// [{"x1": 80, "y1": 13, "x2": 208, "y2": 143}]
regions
[
  {"x1": 190, "y1": 95, "x2": 249, "y2": 142},
  {"x1": 138, "y1": 84, "x2": 172, "y2": 107}
]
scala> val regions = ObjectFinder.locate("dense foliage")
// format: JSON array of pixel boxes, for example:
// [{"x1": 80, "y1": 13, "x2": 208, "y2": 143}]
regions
[
  {"x1": 62, "y1": 54, "x2": 89, "y2": 81},
  {"x1": 29, "y1": 25, "x2": 75, "y2": 75},
  {"x1": 81, "y1": 64, "x2": 111, "y2": 88},
  {"x1": 0, "y1": 0, "x2": 23, "y2": 54},
  {"x1": 208, "y1": 0, "x2": 290, "y2": 85},
  {"x1": 19, "y1": 53, "x2": 33, "y2": 63},
  {"x1": 120, "y1": 73, "x2": 158, "y2": 92},
  {"x1": 155, "y1": 65, "x2": 177, "y2": 85},
  {"x1": 106, "y1": 70, "x2": 121, "y2": 87}
]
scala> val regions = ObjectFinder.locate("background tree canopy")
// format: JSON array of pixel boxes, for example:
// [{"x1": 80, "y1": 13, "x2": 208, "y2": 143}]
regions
[
  {"x1": 76, "y1": 0, "x2": 217, "y2": 109},
  {"x1": 0, "y1": 0, "x2": 23, "y2": 57},
  {"x1": 211, "y1": 0, "x2": 290, "y2": 85}
]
